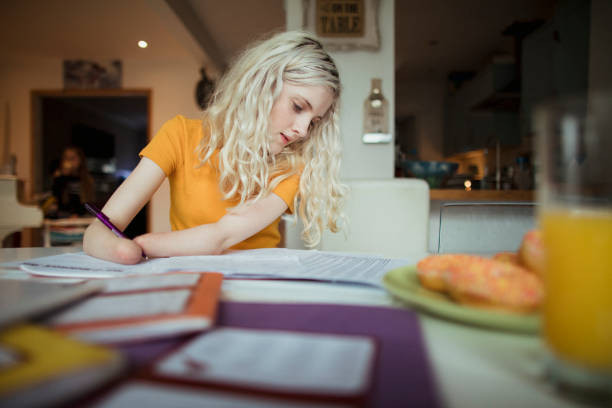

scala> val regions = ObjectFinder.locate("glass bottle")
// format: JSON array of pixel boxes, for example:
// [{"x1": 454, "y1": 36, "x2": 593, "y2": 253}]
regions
[{"x1": 362, "y1": 78, "x2": 391, "y2": 143}]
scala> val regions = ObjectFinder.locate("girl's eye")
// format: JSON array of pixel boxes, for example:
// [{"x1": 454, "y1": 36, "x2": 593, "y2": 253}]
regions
[
  {"x1": 309, "y1": 119, "x2": 321, "y2": 130},
  {"x1": 293, "y1": 103, "x2": 303, "y2": 113}
]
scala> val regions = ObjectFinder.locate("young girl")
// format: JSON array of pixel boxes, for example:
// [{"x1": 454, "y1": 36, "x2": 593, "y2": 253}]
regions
[
  {"x1": 49, "y1": 146, "x2": 94, "y2": 218},
  {"x1": 83, "y1": 31, "x2": 346, "y2": 264}
]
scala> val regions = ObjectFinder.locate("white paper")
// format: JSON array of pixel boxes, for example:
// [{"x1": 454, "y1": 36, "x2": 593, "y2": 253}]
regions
[
  {"x1": 156, "y1": 328, "x2": 375, "y2": 396},
  {"x1": 48, "y1": 290, "x2": 190, "y2": 324},
  {"x1": 16, "y1": 250, "x2": 303, "y2": 278},
  {"x1": 10, "y1": 248, "x2": 413, "y2": 287},
  {"x1": 103, "y1": 273, "x2": 200, "y2": 293},
  {"x1": 17, "y1": 252, "x2": 145, "y2": 278},
  {"x1": 94, "y1": 381, "x2": 350, "y2": 408}
]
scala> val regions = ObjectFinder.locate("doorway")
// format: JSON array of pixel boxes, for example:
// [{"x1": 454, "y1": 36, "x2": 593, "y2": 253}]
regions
[{"x1": 31, "y1": 89, "x2": 151, "y2": 237}]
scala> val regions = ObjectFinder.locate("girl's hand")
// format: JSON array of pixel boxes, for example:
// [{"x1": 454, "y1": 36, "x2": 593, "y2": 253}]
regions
[
  {"x1": 83, "y1": 221, "x2": 145, "y2": 264},
  {"x1": 82, "y1": 158, "x2": 166, "y2": 264},
  {"x1": 109, "y1": 237, "x2": 145, "y2": 264}
]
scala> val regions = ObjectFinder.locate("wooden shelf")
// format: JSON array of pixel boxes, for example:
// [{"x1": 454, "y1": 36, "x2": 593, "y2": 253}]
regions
[{"x1": 430, "y1": 189, "x2": 534, "y2": 201}]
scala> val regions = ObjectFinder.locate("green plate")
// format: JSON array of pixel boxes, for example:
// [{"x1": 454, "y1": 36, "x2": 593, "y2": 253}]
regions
[{"x1": 383, "y1": 265, "x2": 540, "y2": 334}]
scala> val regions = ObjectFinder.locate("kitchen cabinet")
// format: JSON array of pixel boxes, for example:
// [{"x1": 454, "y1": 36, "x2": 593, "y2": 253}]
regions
[
  {"x1": 444, "y1": 0, "x2": 590, "y2": 156},
  {"x1": 444, "y1": 61, "x2": 519, "y2": 156},
  {"x1": 520, "y1": 0, "x2": 590, "y2": 138}
]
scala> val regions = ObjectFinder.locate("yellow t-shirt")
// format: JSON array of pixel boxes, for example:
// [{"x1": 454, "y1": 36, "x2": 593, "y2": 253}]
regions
[{"x1": 140, "y1": 115, "x2": 300, "y2": 249}]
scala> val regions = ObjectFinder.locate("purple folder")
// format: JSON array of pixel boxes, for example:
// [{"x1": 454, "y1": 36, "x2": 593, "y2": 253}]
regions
[{"x1": 121, "y1": 301, "x2": 441, "y2": 408}]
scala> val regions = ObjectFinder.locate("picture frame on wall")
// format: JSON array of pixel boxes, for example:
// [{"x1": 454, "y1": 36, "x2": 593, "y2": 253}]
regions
[
  {"x1": 63, "y1": 60, "x2": 122, "y2": 89},
  {"x1": 302, "y1": 0, "x2": 380, "y2": 51}
]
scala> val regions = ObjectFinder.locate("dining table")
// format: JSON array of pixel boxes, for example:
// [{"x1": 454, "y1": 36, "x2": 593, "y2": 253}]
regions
[{"x1": 0, "y1": 246, "x2": 593, "y2": 408}]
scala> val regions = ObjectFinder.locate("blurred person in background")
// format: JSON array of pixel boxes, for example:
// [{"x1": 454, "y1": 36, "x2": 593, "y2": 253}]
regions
[{"x1": 44, "y1": 146, "x2": 94, "y2": 218}]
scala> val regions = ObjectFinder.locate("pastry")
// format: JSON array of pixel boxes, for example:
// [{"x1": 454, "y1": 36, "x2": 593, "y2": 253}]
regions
[
  {"x1": 416, "y1": 254, "x2": 473, "y2": 292},
  {"x1": 518, "y1": 229, "x2": 546, "y2": 277},
  {"x1": 416, "y1": 254, "x2": 543, "y2": 313},
  {"x1": 443, "y1": 257, "x2": 543, "y2": 313},
  {"x1": 492, "y1": 251, "x2": 521, "y2": 265}
]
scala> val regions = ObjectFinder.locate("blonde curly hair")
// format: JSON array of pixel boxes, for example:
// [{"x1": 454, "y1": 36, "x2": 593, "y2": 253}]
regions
[{"x1": 196, "y1": 30, "x2": 346, "y2": 247}]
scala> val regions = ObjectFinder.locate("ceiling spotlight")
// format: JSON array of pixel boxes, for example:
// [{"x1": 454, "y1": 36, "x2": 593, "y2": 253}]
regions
[{"x1": 138, "y1": 40, "x2": 148, "y2": 49}]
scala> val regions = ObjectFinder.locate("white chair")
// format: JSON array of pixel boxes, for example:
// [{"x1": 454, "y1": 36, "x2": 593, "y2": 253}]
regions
[
  {"x1": 0, "y1": 176, "x2": 43, "y2": 243},
  {"x1": 280, "y1": 214, "x2": 308, "y2": 250},
  {"x1": 435, "y1": 201, "x2": 536, "y2": 254},
  {"x1": 316, "y1": 179, "x2": 430, "y2": 258}
]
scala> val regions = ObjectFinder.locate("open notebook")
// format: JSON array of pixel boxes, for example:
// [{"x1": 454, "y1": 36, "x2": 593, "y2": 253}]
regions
[
  {"x1": 94, "y1": 327, "x2": 376, "y2": 407},
  {"x1": 46, "y1": 272, "x2": 224, "y2": 343}
]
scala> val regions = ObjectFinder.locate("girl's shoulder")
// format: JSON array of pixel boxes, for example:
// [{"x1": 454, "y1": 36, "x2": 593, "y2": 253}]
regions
[
  {"x1": 166, "y1": 114, "x2": 204, "y2": 135},
  {"x1": 161, "y1": 114, "x2": 208, "y2": 146}
]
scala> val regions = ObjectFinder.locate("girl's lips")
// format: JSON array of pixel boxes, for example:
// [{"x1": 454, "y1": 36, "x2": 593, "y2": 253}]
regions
[{"x1": 281, "y1": 133, "x2": 290, "y2": 144}]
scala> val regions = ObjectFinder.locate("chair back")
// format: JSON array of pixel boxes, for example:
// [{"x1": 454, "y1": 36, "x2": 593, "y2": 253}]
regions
[
  {"x1": 435, "y1": 201, "x2": 536, "y2": 254},
  {"x1": 319, "y1": 179, "x2": 430, "y2": 258}
]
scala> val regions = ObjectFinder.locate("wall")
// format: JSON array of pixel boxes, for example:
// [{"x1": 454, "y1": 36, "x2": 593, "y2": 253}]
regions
[
  {"x1": 1, "y1": 0, "x2": 398, "y2": 237},
  {"x1": 0, "y1": 57, "x2": 61, "y2": 190},
  {"x1": 0, "y1": 56, "x2": 202, "y2": 233},
  {"x1": 285, "y1": 0, "x2": 395, "y2": 180},
  {"x1": 124, "y1": 58, "x2": 203, "y2": 232}
]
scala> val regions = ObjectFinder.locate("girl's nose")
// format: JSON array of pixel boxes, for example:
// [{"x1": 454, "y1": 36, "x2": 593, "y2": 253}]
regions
[{"x1": 293, "y1": 116, "x2": 310, "y2": 138}]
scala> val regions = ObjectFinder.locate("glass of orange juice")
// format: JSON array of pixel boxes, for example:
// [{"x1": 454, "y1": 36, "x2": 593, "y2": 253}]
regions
[{"x1": 534, "y1": 94, "x2": 612, "y2": 403}]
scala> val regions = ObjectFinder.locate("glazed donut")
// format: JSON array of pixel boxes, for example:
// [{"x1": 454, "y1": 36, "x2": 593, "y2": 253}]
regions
[
  {"x1": 443, "y1": 257, "x2": 543, "y2": 314},
  {"x1": 518, "y1": 229, "x2": 545, "y2": 277},
  {"x1": 416, "y1": 254, "x2": 543, "y2": 313},
  {"x1": 492, "y1": 251, "x2": 521, "y2": 266},
  {"x1": 416, "y1": 254, "x2": 474, "y2": 292}
]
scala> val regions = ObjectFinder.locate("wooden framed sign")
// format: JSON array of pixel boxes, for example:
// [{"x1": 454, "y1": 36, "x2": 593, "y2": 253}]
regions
[
  {"x1": 316, "y1": 0, "x2": 364, "y2": 37},
  {"x1": 303, "y1": 0, "x2": 380, "y2": 50}
]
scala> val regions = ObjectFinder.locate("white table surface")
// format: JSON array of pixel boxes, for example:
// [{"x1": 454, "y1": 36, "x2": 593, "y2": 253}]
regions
[{"x1": 0, "y1": 247, "x2": 590, "y2": 408}]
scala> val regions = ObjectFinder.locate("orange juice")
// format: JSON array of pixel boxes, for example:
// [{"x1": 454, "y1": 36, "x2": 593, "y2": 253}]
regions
[{"x1": 540, "y1": 209, "x2": 612, "y2": 371}]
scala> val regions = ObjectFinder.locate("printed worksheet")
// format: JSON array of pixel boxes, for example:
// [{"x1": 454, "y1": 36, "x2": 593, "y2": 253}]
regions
[{"x1": 9, "y1": 248, "x2": 419, "y2": 287}]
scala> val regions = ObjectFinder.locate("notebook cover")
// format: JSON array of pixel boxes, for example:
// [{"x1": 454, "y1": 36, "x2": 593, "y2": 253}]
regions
[
  {"x1": 0, "y1": 324, "x2": 123, "y2": 407},
  {"x1": 150, "y1": 327, "x2": 379, "y2": 404},
  {"x1": 120, "y1": 301, "x2": 441, "y2": 408}
]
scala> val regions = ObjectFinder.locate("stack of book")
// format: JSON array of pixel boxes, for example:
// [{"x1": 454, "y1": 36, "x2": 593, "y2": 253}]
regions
[
  {"x1": 0, "y1": 271, "x2": 383, "y2": 407},
  {"x1": 1, "y1": 250, "x2": 440, "y2": 407},
  {"x1": 0, "y1": 272, "x2": 225, "y2": 407}
]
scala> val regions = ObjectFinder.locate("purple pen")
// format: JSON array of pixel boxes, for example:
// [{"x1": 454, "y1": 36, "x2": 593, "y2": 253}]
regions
[
  {"x1": 84, "y1": 202, "x2": 146, "y2": 258},
  {"x1": 84, "y1": 202, "x2": 127, "y2": 238}
]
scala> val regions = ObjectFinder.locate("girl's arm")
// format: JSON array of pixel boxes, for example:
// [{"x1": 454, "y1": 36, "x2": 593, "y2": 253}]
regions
[
  {"x1": 83, "y1": 158, "x2": 166, "y2": 264},
  {"x1": 133, "y1": 193, "x2": 289, "y2": 257}
]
